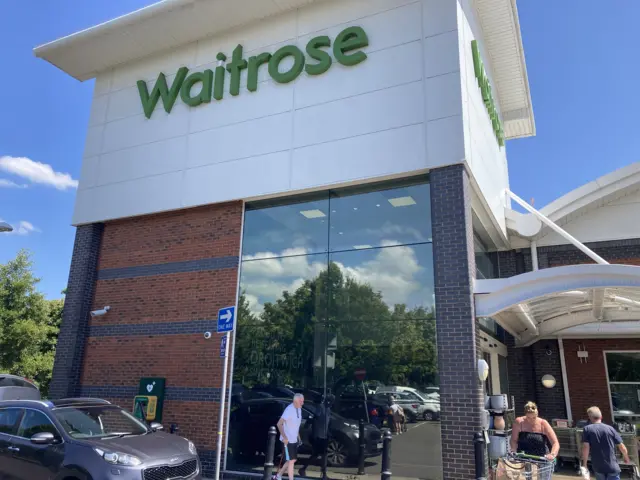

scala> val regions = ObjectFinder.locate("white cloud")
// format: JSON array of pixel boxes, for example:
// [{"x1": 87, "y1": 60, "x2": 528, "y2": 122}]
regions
[
  {"x1": 0, "y1": 178, "x2": 27, "y2": 188},
  {"x1": 0, "y1": 219, "x2": 41, "y2": 236},
  {"x1": 241, "y1": 240, "x2": 432, "y2": 314},
  {"x1": 0, "y1": 156, "x2": 78, "y2": 190}
]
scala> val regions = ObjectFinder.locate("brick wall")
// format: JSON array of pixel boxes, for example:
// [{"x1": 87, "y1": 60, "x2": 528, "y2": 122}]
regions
[
  {"x1": 431, "y1": 164, "x2": 485, "y2": 480},
  {"x1": 530, "y1": 341, "x2": 566, "y2": 420},
  {"x1": 72, "y1": 201, "x2": 243, "y2": 476},
  {"x1": 50, "y1": 224, "x2": 103, "y2": 399},
  {"x1": 563, "y1": 338, "x2": 640, "y2": 423}
]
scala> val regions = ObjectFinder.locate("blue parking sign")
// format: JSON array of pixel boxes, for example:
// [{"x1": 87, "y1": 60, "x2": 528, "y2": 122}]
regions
[{"x1": 217, "y1": 306, "x2": 236, "y2": 333}]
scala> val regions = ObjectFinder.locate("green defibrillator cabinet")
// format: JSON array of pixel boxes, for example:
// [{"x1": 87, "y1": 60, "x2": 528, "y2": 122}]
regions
[{"x1": 133, "y1": 377, "x2": 165, "y2": 423}]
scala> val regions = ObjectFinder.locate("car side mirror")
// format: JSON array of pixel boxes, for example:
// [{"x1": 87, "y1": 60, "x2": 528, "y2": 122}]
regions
[
  {"x1": 30, "y1": 432, "x2": 56, "y2": 445},
  {"x1": 149, "y1": 422, "x2": 164, "y2": 432}
]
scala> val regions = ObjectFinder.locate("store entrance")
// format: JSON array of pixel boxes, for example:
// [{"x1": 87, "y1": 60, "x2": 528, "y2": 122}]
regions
[{"x1": 225, "y1": 178, "x2": 444, "y2": 480}]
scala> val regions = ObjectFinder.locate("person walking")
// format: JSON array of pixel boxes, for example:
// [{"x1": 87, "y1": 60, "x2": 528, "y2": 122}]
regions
[
  {"x1": 582, "y1": 406, "x2": 631, "y2": 480},
  {"x1": 298, "y1": 394, "x2": 334, "y2": 479},
  {"x1": 274, "y1": 394, "x2": 305, "y2": 480}
]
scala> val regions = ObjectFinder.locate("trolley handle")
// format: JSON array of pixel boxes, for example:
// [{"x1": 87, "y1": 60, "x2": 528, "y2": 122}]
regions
[{"x1": 511, "y1": 452, "x2": 551, "y2": 462}]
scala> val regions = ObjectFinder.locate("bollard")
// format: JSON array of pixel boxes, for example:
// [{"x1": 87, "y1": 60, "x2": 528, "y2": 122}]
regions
[
  {"x1": 358, "y1": 419, "x2": 366, "y2": 475},
  {"x1": 473, "y1": 432, "x2": 487, "y2": 480},
  {"x1": 380, "y1": 428, "x2": 392, "y2": 480},
  {"x1": 263, "y1": 426, "x2": 277, "y2": 480}
]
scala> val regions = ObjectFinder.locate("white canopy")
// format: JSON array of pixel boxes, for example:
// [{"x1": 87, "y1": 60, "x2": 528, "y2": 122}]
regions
[{"x1": 475, "y1": 264, "x2": 640, "y2": 346}]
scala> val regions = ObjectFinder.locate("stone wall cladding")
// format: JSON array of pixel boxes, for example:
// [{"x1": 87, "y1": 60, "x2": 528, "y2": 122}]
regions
[
  {"x1": 431, "y1": 164, "x2": 484, "y2": 480},
  {"x1": 563, "y1": 338, "x2": 640, "y2": 423},
  {"x1": 50, "y1": 224, "x2": 104, "y2": 399}
]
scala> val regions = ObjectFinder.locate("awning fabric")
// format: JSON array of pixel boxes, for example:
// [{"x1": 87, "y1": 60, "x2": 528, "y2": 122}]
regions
[{"x1": 474, "y1": 264, "x2": 640, "y2": 346}]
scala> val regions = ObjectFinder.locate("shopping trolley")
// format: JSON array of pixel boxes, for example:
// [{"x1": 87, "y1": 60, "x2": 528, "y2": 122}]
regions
[{"x1": 494, "y1": 452, "x2": 555, "y2": 480}]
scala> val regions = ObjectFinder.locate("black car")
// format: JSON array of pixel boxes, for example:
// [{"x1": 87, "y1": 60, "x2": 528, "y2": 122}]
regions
[
  {"x1": 229, "y1": 398, "x2": 382, "y2": 467},
  {"x1": 0, "y1": 398, "x2": 201, "y2": 480}
]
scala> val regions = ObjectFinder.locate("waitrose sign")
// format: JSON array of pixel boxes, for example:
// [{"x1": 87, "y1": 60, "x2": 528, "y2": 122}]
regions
[
  {"x1": 137, "y1": 26, "x2": 369, "y2": 119},
  {"x1": 471, "y1": 40, "x2": 504, "y2": 147}
]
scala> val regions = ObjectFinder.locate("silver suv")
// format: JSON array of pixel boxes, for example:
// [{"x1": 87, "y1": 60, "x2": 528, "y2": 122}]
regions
[{"x1": 0, "y1": 397, "x2": 201, "y2": 479}]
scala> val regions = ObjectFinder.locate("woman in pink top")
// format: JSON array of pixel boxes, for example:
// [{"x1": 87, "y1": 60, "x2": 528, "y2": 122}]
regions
[{"x1": 510, "y1": 401, "x2": 560, "y2": 461}]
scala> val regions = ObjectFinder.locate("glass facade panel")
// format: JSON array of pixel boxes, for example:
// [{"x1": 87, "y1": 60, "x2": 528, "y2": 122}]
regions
[
  {"x1": 242, "y1": 194, "x2": 330, "y2": 260},
  {"x1": 228, "y1": 179, "x2": 441, "y2": 479},
  {"x1": 606, "y1": 352, "x2": 640, "y2": 382},
  {"x1": 606, "y1": 352, "x2": 640, "y2": 427}
]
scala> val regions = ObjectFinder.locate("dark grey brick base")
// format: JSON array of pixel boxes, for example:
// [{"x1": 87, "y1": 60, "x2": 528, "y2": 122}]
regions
[
  {"x1": 50, "y1": 224, "x2": 104, "y2": 399},
  {"x1": 431, "y1": 165, "x2": 484, "y2": 479}
]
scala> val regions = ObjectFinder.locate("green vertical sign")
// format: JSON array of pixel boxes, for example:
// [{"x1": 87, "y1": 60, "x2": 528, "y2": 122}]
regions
[
  {"x1": 136, "y1": 377, "x2": 166, "y2": 423},
  {"x1": 471, "y1": 40, "x2": 505, "y2": 147}
]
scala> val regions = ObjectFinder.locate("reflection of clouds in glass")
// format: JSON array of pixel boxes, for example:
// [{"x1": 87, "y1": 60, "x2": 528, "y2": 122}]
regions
[
  {"x1": 241, "y1": 242, "x2": 433, "y2": 314},
  {"x1": 333, "y1": 241, "x2": 425, "y2": 308},
  {"x1": 243, "y1": 248, "x2": 326, "y2": 278},
  {"x1": 364, "y1": 222, "x2": 429, "y2": 243}
]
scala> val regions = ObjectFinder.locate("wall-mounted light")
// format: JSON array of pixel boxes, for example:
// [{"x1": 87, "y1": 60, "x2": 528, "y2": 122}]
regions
[
  {"x1": 478, "y1": 359, "x2": 490, "y2": 382},
  {"x1": 541, "y1": 374, "x2": 556, "y2": 389}
]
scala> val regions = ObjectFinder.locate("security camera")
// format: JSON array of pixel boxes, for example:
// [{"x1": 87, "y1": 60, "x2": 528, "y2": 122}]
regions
[
  {"x1": 90, "y1": 306, "x2": 111, "y2": 317},
  {"x1": 204, "y1": 331, "x2": 212, "y2": 339}
]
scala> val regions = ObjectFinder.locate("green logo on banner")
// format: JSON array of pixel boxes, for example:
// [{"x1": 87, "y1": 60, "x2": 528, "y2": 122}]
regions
[
  {"x1": 471, "y1": 40, "x2": 505, "y2": 147},
  {"x1": 137, "y1": 26, "x2": 369, "y2": 119}
]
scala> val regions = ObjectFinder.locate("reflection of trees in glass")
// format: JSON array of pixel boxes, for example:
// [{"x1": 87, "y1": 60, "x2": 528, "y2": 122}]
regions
[{"x1": 234, "y1": 260, "x2": 437, "y2": 394}]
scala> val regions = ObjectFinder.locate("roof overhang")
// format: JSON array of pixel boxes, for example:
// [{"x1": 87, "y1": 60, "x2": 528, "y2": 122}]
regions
[
  {"x1": 33, "y1": 0, "x2": 326, "y2": 81},
  {"x1": 475, "y1": 264, "x2": 640, "y2": 346},
  {"x1": 475, "y1": 0, "x2": 535, "y2": 139},
  {"x1": 507, "y1": 162, "x2": 640, "y2": 241}
]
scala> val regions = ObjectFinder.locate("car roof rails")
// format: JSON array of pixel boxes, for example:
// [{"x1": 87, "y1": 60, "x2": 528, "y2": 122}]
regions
[{"x1": 52, "y1": 398, "x2": 112, "y2": 407}]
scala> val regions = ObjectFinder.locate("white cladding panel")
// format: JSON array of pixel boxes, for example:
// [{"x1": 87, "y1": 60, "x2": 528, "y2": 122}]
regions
[
  {"x1": 457, "y1": 0, "x2": 509, "y2": 235},
  {"x1": 535, "y1": 189, "x2": 640, "y2": 247},
  {"x1": 74, "y1": 0, "x2": 467, "y2": 224}
]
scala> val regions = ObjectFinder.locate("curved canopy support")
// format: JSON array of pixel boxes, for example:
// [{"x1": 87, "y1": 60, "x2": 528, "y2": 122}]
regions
[{"x1": 475, "y1": 264, "x2": 640, "y2": 346}]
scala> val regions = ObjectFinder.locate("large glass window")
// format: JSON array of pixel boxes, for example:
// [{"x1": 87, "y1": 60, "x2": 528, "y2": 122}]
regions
[
  {"x1": 228, "y1": 178, "x2": 441, "y2": 479},
  {"x1": 606, "y1": 352, "x2": 640, "y2": 427}
]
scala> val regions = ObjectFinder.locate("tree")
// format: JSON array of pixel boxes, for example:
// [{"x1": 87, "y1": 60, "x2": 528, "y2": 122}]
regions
[
  {"x1": 0, "y1": 250, "x2": 62, "y2": 396},
  {"x1": 234, "y1": 260, "x2": 437, "y2": 395}
]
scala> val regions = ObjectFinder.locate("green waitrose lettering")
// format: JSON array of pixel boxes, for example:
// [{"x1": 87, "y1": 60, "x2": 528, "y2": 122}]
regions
[
  {"x1": 137, "y1": 25, "x2": 369, "y2": 119},
  {"x1": 471, "y1": 40, "x2": 505, "y2": 147}
]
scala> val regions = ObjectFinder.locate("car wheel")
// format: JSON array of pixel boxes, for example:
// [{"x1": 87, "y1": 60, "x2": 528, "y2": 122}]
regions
[
  {"x1": 424, "y1": 411, "x2": 435, "y2": 421},
  {"x1": 326, "y1": 438, "x2": 349, "y2": 467}
]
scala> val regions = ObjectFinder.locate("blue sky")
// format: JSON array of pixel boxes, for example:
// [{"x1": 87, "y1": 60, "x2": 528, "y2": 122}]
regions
[{"x1": 1, "y1": 1, "x2": 638, "y2": 299}]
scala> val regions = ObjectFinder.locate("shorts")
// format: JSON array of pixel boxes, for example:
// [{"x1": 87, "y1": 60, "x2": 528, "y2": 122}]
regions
[{"x1": 283, "y1": 442, "x2": 298, "y2": 461}]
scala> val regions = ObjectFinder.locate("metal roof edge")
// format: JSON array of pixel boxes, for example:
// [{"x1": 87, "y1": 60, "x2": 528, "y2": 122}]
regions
[{"x1": 508, "y1": 0, "x2": 535, "y2": 137}]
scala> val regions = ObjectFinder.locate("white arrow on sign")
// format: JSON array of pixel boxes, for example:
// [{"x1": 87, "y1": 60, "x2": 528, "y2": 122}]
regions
[{"x1": 221, "y1": 310, "x2": 232, "y2": 322}]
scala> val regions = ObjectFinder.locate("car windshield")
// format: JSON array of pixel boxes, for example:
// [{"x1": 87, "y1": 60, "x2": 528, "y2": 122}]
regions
[{"x1": 53, "y1": 405, "x2": 148, "y2": 439}]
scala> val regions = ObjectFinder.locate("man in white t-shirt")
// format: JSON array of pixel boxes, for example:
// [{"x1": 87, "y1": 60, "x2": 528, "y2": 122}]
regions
[{"x1": 274, "y1": 394, "x2": 304, "y2": 480}]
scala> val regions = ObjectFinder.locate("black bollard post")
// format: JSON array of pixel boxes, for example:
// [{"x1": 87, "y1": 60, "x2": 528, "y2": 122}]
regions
[
  {"x1": 380, "y1": 428, "x2": 392, "y2": 480},
  {"x1": 358, "y1": 419, "x2": 366, "y2": 475},
  {"x1": 473, "y1": 432, "x2": 487, "y2": 480},
  {"x1": 263, "y1": 426, "x2": 277, "y2": 480}
]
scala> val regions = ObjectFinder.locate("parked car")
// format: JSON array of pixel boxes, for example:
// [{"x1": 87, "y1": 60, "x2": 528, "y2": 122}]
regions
[
  {"x1": 0, "y1": 374, "x2": 40, "y2": 401},
  {"x1": 336, "y1": 395, "x2": 418, "y2": 424},
  {"x1": 229, "y1": 398, "x2": 382, "y2": 467},
  {"x1": 0, "y1": 397, "x2": 201, "y2": 480},
  {"x1": 375, "y1": 387, "x2": 440, "y2": 421}
]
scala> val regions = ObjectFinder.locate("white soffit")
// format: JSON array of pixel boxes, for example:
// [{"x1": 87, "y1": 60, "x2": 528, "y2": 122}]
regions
[
  {"x1": 33, "y1": 0, "x2": 324, "y2": 81},
  {"x1": 474, "y1": 0, "x2": 535, "y2": 139}
]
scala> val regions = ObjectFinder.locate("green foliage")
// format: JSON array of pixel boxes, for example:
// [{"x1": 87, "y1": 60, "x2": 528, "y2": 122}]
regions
[
  {"x1": 234, "y1": 261, "x2": 437, "y2": 394},
  {"x1": 0, "y1": 250, "x2": 62, "y2": 397}
]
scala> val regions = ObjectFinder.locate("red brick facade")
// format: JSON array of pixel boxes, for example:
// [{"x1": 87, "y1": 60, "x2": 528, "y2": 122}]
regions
[
  {"x1": 563, "y1": 338, "x2": 640, "y2": 423},
  {"x1": 79, "y1": 201, "x2": 243, "y2": 457}
]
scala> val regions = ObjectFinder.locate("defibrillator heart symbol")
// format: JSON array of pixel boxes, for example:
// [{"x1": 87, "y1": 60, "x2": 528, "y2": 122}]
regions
[{"x1": 146, "y1": 384, "x2": 153, "y2": 393}]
